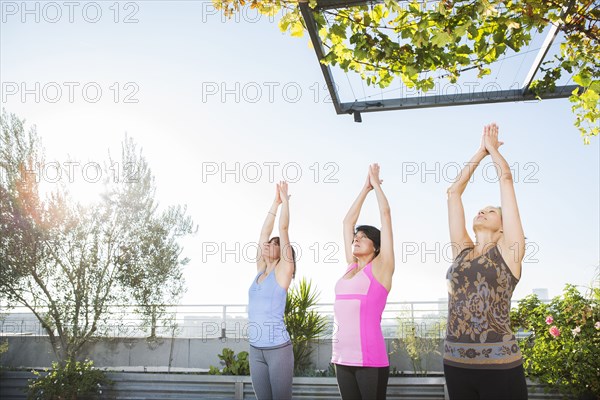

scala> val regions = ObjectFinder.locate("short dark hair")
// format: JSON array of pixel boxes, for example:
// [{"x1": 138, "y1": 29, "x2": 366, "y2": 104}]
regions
[{"x1": 354, "y1": 225, "x2": 381, "y2": 258}]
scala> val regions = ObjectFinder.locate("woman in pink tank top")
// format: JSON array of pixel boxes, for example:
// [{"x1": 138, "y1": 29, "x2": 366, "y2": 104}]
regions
[{"x1": 333, "y1": 163, "x2": 395, "y2": 400}]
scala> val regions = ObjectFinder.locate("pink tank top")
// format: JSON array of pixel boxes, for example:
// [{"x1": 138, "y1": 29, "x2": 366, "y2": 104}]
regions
[{"x1": 331, "y1": 262, "x2": 390, "y2": 367}]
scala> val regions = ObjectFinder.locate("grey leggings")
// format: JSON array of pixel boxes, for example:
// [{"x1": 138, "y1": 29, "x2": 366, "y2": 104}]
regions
[{"x1": 249, "y1": 341, "x2": 294, "y2": 400}]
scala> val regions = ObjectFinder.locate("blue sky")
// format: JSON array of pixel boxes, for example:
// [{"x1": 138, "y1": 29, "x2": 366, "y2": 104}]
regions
[{"x1": 1, "y1": 1, "x2": 598, "y2": 305}]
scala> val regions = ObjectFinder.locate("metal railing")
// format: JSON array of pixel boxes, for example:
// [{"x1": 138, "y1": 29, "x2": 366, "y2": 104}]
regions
[
  {"x1": 1, "y1": 301, "x2": 446, "y2": 339},
  {"x1": 1, "y1": 300, "x2": 533, "y2": 341}
]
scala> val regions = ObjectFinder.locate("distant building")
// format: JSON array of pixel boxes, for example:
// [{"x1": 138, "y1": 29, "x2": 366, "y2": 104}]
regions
[{"x1": 532, "y1": 288, "x2": 549, "y2": 300}]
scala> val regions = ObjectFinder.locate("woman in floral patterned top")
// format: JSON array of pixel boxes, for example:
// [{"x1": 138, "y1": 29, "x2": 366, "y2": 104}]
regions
[{"x1": 444, "y1": 123, "x2": 528, "y2": 399}]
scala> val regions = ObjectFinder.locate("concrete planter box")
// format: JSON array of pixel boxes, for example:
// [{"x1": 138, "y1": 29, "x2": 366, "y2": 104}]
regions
[
  {"x1": 0, "y1": 370, "x2": 567, "y2": 400},
  {"x1": 0, "y1": 336, "x2": 567, "y2": 399},
  {"x1": 1, "y1": 370, "x2": 448, "y2": 400}
]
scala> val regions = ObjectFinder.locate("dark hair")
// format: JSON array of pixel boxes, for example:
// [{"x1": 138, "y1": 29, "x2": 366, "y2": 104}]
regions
[
  {"x1": 270, "y1": 236, "x2": 296, "y2": 279},
  {"x1": 289, "y1": 246, "x2": 297, "y2": 279},
  {"x1": 354, "y1": 225, "x2": 381, "y2": 258}
]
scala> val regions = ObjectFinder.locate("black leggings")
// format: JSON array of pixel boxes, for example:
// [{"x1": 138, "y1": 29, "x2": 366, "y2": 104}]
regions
[
  {"x1": 335, "y1": 364, "x2": 389, "y2": 400},
  {"x1": 444, "y1": 364, "x2": 528, "y2": 400}
]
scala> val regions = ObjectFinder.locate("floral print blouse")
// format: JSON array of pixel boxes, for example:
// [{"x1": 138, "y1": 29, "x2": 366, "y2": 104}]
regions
[{"x1": 444, "y1": 245, "x2": 523, "y2": 369}]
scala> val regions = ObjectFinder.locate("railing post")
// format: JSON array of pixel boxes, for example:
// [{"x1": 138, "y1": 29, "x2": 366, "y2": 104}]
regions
[{"x1": 221, "y1": 305, "x2": 227, "y2": 339}]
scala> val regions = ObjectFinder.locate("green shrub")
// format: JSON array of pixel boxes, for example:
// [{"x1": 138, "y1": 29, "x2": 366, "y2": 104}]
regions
[
  {"x1": 208, "y1": 348, "x2": 250, "y2": 375},
  {"x1": 511, "y1": 284, "x2": 600, "y2": 398},
  {"x1": 392, "y1": 324, "x2": 442, "y2": 376},
  {"x1": 27, "y1": 359, "x2": 111, "y2": 400},
  {"x1": 0, "y1": 339, "x2": 8, "y2": 371}
]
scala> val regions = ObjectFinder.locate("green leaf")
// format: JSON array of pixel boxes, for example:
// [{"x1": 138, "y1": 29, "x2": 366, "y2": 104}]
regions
[
  {"x1": 354, "y1": 46, "x2": 368, "y2": 59},
  {"x1": 330, "y1": 23, "x2": 347, "y2": 39},
  {"x1": 290, "y1": 21, "x2": 304, "y2": 37},
  {"x1": 408, "y1": 1, "x2": 421, "y2": 14},
  {"x1": 372, "y1": 4, "x2": 385, "y2": 24},
  {"x1": 467, "y1": 25, "x2": 480, "y2": 40},
  {"x1": 454, "y1": 24, "x2": 469, "y2": 38},
  {"x1": 477, "y1": 67, "x2": 491, "y2": 78},
  {"x1": 493, "y1": 30, "x2": 505, "y2": 44},
  {"x1": 579, "y1": 89, "x2": 599, "y2": 109},
  {"x1": 413, "y1": 31, "x2": 427, "y2": 48},
  {"x1": 278, "y1": 14, "x2": 291, "y2": 32},
  {"x1": 432, "y1": 31, "x2": 452, "y2": 47},
  {"x1": 318, "y1": 26, "x2": 328, "y2": 41},
  {"x1": 405, "y1": 64, "x2": 419, "y2": 79},
  {"x1": 573, "y1": 70, "x2": 592, "y2": 87}
]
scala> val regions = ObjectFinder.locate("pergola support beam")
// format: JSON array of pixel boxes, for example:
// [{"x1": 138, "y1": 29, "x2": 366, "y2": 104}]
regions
[{"x1": 339, "y1": 85, "x2": 579, "y2": 114}]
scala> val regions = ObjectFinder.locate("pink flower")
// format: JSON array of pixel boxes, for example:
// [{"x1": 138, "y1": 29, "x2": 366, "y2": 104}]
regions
[
  {"x1": 545, "y1": 316, "x2": 554, "y2": 325},
  {"x1": 549, "y1": 326, "x2": 560, "y2": 338},
  {"x1": 571, "y1": 326, "x2": 581, "y2": 336},
  {"x1": 595, "y1": 321, "x2": 600, "y2": 330}
]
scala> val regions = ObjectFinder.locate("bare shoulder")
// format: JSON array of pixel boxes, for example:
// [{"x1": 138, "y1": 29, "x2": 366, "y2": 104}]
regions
[
  {"x1": 497, "y1": 240, "x2": 523, "y2": 280},
  {"x1": 275, "y1": 262, "x2": 294, "y2": 290},
  {"x1": 371, "y1": 255, "x2": 394, "y2": 290}
]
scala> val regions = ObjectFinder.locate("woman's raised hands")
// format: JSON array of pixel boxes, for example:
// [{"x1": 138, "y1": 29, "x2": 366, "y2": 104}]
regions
[{"x1": 482, "y1": 123, "x2": 504, "y2": 153}]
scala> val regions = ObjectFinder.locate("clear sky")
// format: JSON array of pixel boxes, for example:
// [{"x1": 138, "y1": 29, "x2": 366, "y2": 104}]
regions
[{"x1": 1, "y1": 1, "x2": 598, "y2": 306}]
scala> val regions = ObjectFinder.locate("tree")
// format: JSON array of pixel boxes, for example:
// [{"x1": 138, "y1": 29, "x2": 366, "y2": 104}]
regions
[
  {"x1": 109, "y1": 138, "x2": 193, "y2": 340},
  {"x1": 0, "y1": 110, "x2": 195, "y2": 362},
  {"x1": 214, "y1": 0, "x2": 599, "y2": 143}
]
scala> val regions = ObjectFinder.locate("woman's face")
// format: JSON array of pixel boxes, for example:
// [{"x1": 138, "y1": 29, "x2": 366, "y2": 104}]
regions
[
  {"x1": 262, "y1": 237, "x2": 281, "y2": 260},
  {"x1": 473, "y1": 206, "x2": 503, "y2": 232},
  {"x1": 352, "y1": 231, "x2": 375, "y2": 257}
]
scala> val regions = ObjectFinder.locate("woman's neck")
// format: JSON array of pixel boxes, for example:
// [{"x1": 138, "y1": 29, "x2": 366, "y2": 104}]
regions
[
  {"x1": 264, "y1": 258, "x2": 280, "y2": 271},
  {"x1": 355, "y1": 255, "x2": 374, "y2": 268},
  {"x1": 474, "y1": 230, "x2": 501, "y2": 252}
]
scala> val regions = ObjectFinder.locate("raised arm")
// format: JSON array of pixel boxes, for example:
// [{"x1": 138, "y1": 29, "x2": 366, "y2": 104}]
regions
[
  {"x1": 447, "y1": 135, "x2": 488, "y2": 258},
  {"x1": 257, "y1": 184, "x2": 281, "y2": 272},
  {"x1": 484, "y1": 124, "x2": 526, "y2": 278},
  {"x1": 369, "y1": 164, "x2": 394, "y2": 279},
  {"x1": 277, "y1": 181, "x2": 294, "y2": 288},
  {"x1": 343, "y1": 174, "x2": 372, "y2": 264}
]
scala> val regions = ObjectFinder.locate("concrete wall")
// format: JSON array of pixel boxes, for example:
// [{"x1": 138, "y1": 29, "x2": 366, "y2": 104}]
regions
[{"x1": 0, "y1": 336, "x2": 444, "y2": 373}]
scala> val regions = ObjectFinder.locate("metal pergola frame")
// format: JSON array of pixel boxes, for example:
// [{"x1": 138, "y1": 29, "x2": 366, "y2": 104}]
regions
[{"x1": 298, "y1": 0, "x2": 578, "y2": 120}]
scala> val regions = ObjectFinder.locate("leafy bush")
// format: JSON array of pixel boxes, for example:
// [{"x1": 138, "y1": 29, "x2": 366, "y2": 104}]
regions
[
  {"x1": 391, "y1": 313, "x2": 445, "y2": 377},
  {"x1": 511, "y1": 284, "x2": 600, "y2": 398},
  {"x1": 284, "y1": 278, "x2": 328, "y2": 374},
  {"x1": 0, "y1": 339, "x2": 8, "y2": 371},
  {"x1": 208, "y1": 348, "x2": 250, "y2": 375},
  {"x1": 27, "y1": 359, "x2": 111, "y2": 400},
  {"x1": 392, "y1": 324, "x2": 442, "y2": 376}
]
